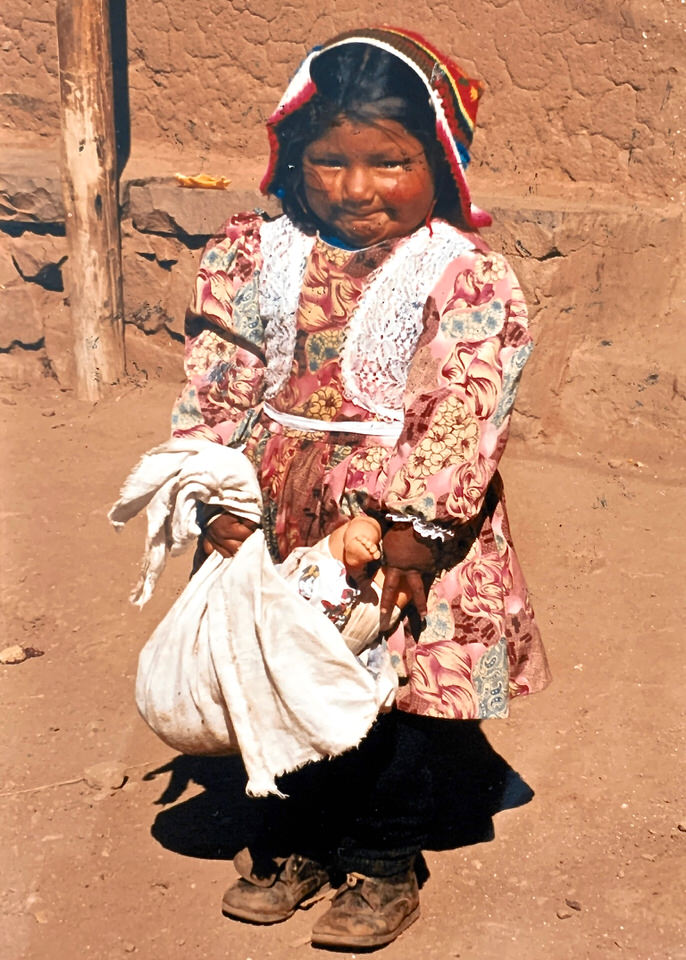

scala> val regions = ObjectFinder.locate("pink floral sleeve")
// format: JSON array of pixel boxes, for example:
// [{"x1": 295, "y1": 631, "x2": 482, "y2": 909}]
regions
[
  {"x1": 380, "y1": 246, "x2": 533, "y2": 526},
  {"x1": 171, "y1": 213, "x2": 266, "y2": 444}
]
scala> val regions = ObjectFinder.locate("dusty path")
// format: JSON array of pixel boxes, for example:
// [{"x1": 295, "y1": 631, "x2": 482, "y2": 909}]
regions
[{"x1": 1, "y1": 378, "x2": 684, "y2": 960}]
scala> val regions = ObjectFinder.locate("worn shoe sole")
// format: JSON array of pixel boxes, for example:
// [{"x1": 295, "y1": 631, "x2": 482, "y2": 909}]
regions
[
  {"x1": 311, "y1": 903, "x2": 420, "y2": 949},
  {"x1": 222, "y1": 882, "x2": 331, "y2": 925},
  {"x1": 221, "y1": 898, "x2": 296, "y2": 924}
]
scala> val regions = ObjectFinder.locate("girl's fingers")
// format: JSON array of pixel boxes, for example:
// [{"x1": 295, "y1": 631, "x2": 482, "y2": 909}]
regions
[
  {"x1": 379, "y1": 566, "x2": 428, "y2": 631},
  {"x1": 379, "y1": 566, "x2": 403, "y2": 631},
  {"x1": 379, "y1": 566, "x2": 428, "y2": 629},
  {"x1": 202, "y1": 532, "x2": 251, "y2": 559},
  {"x1": 203, "y1": 514, "x2": 258, "y2": 558},
  {"x1": 404, "y1": 569, "x2": 428, "y2": 621}
]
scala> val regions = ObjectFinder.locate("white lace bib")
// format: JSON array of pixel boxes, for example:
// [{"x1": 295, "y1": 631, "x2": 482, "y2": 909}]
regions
[{"x1": 258, "y1": 216, "x2": 473, "y2": 422}]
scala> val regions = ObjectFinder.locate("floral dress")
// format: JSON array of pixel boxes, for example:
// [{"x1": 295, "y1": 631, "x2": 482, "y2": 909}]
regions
[{"x1": 172, "y1": 212, "x2": 551, "y2": 720}]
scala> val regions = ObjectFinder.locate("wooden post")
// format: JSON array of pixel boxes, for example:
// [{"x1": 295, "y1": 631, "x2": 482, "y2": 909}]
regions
[{"x1": 56, "y1": 0, "x2": 125, "y2": 401}]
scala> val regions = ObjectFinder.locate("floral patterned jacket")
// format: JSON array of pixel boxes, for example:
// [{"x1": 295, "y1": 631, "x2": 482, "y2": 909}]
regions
[{"x1": 172, "y1": 213, "x2": 551, "y2": 720}]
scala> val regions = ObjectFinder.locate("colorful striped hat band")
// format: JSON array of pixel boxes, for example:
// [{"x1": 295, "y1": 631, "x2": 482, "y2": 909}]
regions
[{"x1": 260, "y1": 27, "x2": 491, "y2": 230}]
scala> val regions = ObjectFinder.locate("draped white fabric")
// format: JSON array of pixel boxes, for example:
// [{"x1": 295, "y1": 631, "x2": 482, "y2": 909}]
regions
[{"x1": 110, "y1": 438, "x2": 396, "y2": 796}]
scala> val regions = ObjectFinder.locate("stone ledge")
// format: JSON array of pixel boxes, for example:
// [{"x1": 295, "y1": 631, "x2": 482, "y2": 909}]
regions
[
  {"x1": 0, "y1": 148, "x2": 64, "y2": 224},
  {"x1": 0, "y1": 177, "x2": 64, "y2": 223},
  {"x1": 125, "y1": 179, "x2": 280, "y2": 238},
  {"x1": 0, "y1": 148, "x2": 279, "y2": 229}
]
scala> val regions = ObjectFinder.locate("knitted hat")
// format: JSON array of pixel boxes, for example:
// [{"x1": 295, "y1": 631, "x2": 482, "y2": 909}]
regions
[{"x1": 261, "y1": 26, "x2": 491, "y2": 229}]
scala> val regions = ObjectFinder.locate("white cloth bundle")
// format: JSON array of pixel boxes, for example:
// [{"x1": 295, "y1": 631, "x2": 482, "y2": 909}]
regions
[
  {"x1": 110, "y1": 439, "x2": 396, "y2": 796},
  {"x1": 109, "y1": 437, "x2": 263, "y2": 607}
]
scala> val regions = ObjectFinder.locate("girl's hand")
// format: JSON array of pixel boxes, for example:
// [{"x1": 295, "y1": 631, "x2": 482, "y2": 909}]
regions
[
  {"x1": 379, "y1": 524, "x2": 434, "y2": 631},
  {"x1": 202, "y1": 512, "x2": 259, "y2": 558}
]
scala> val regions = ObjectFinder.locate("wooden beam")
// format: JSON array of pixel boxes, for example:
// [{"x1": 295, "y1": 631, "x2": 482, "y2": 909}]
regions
[{"x1": 56, "y1": 0, "x2": 125, "y2": 401}]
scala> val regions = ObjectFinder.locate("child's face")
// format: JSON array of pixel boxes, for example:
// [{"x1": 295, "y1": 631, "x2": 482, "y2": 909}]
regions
[{"x1": 302, "y1": 117, "x2": 435, "y2": 247}]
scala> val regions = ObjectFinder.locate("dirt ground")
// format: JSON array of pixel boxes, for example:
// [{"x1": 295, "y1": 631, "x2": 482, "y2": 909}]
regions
[{"x1": 1, "y1": 375, "x2": 684, "y2": 960}]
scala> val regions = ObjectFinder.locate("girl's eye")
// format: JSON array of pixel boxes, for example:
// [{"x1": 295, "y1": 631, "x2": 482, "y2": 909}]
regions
[
  {"x1": 308, "y1": 157, "x2": 343, "y2": 168},
  {"x1": 378, "y1": 158, "x2": 413, "y2": 170}
]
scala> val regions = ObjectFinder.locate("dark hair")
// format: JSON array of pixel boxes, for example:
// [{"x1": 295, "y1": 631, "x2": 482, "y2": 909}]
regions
[{"x1": 270, "y1": 43, "x2": 466, "y2": 233}]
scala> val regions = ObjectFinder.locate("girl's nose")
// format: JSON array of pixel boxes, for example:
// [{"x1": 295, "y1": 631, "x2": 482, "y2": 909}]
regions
[{"x1": 342, "y1": 164, "x2": 374, "y2": 204}]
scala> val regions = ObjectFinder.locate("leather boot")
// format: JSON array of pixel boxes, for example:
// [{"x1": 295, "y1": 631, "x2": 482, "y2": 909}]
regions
[
  {"x1": 221, "y1": 848, "x2": 329, "y2": 924},
  {"x1": 311, "y1": 868, "x2": 420, "y2": 948}
]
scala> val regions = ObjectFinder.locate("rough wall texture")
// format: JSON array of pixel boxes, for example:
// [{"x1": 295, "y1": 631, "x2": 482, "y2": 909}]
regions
[
  {"x1": 0, "y1": 1, "x2": 60, "y2": 140},
  {"x1": 0, "y1": 0, "x2": 684, "y2": 462},
  {"x1": 2, "y1": 0, "x2": 683, "y2": 200},
  {"x1": 122, "y1": 0, "x2": 685, "y2": 203}
]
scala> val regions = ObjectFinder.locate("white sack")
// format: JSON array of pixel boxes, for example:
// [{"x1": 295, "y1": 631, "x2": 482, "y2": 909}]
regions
[
  {"x1": 111, "y1": 438, "x2": 396, "y2": 796},
  {"x1": 136, "y1": 532, "x2": 396, "y2": 796}
]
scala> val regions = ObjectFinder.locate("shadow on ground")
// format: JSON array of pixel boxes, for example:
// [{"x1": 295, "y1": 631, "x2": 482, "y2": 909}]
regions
[{"x1": 145, "y1": 722, "x2": 533, "y2": 861}]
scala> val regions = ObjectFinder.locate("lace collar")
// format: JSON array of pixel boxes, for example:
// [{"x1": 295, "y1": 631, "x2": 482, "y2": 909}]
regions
[{"x1": 258, "y1": 216, "x2": 474, "y2": 422}]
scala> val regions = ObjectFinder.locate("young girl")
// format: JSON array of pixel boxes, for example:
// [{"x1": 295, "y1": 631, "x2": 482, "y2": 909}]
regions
[{"x1": 172, "y1": 27, "x2": 551, "y2": 949}]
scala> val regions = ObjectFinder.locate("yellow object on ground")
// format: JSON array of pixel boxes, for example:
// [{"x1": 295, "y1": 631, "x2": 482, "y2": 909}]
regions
[{"x1": 174, "y1": 173, "x2": 231, "y2": 189}]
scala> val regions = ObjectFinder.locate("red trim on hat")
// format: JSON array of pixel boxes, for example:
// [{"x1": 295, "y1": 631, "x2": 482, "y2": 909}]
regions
[
  {"x1": 376, "y1": 26, "x2": 481, "y2": 131},
  {"x1": 435, "y1": 121, "x2": 491, "y2": 228},
  {"x1": 260, "y1": 78, "x2": 317, "y2": 195},
  {"x1": 375, "y1": 27, "x2": 488, "y2": 228}
]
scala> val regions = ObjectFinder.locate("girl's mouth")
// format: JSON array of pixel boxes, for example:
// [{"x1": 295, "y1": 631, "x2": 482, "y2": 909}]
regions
[
  {"x1": 339, "y1": 214, "x2": 386, "y2": 233},
  {"x1": 337, "y1": 208, "x2": 384, "y2": 219}
]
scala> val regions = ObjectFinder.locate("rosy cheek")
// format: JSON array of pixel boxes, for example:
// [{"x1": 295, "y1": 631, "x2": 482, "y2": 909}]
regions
[{"x1": 384, "y1": 175, "x2": 433, "y2": 209}]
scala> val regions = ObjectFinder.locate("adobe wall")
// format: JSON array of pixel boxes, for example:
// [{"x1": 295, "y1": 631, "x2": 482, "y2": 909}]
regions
[
  {"x1": 0, "y1": 0, "x2": 684, "y2": 462},
  {"x1": 3, "y1": 0, "x2": 683, "y2": 200}
]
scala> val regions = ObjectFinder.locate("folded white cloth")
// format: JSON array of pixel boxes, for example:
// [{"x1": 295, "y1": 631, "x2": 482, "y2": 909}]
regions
[
  {"x1": 109, "y1": 438, "x2": 263, "y2": 607},
  {"x1": 110, "y1": 438, "x2": 396, "y2": 796}
]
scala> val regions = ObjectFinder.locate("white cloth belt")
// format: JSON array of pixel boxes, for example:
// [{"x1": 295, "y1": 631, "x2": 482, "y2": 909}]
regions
[{"x1": 263, "y1": 402, "x2": 403, "y2": 440}]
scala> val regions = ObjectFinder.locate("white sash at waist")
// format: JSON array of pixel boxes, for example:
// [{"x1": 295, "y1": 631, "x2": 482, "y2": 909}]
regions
[{"x1": 262, "y1": 402, "x2": 403, "y2": 440}]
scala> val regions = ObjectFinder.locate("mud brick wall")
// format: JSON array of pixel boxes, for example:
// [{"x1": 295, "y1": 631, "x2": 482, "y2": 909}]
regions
[
  {"x1": 4, "y1": 0, "x2": 683, "y2": 201},
  {"x1": 0, "y1": 0, "x2": 683, "y2": 462}
]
